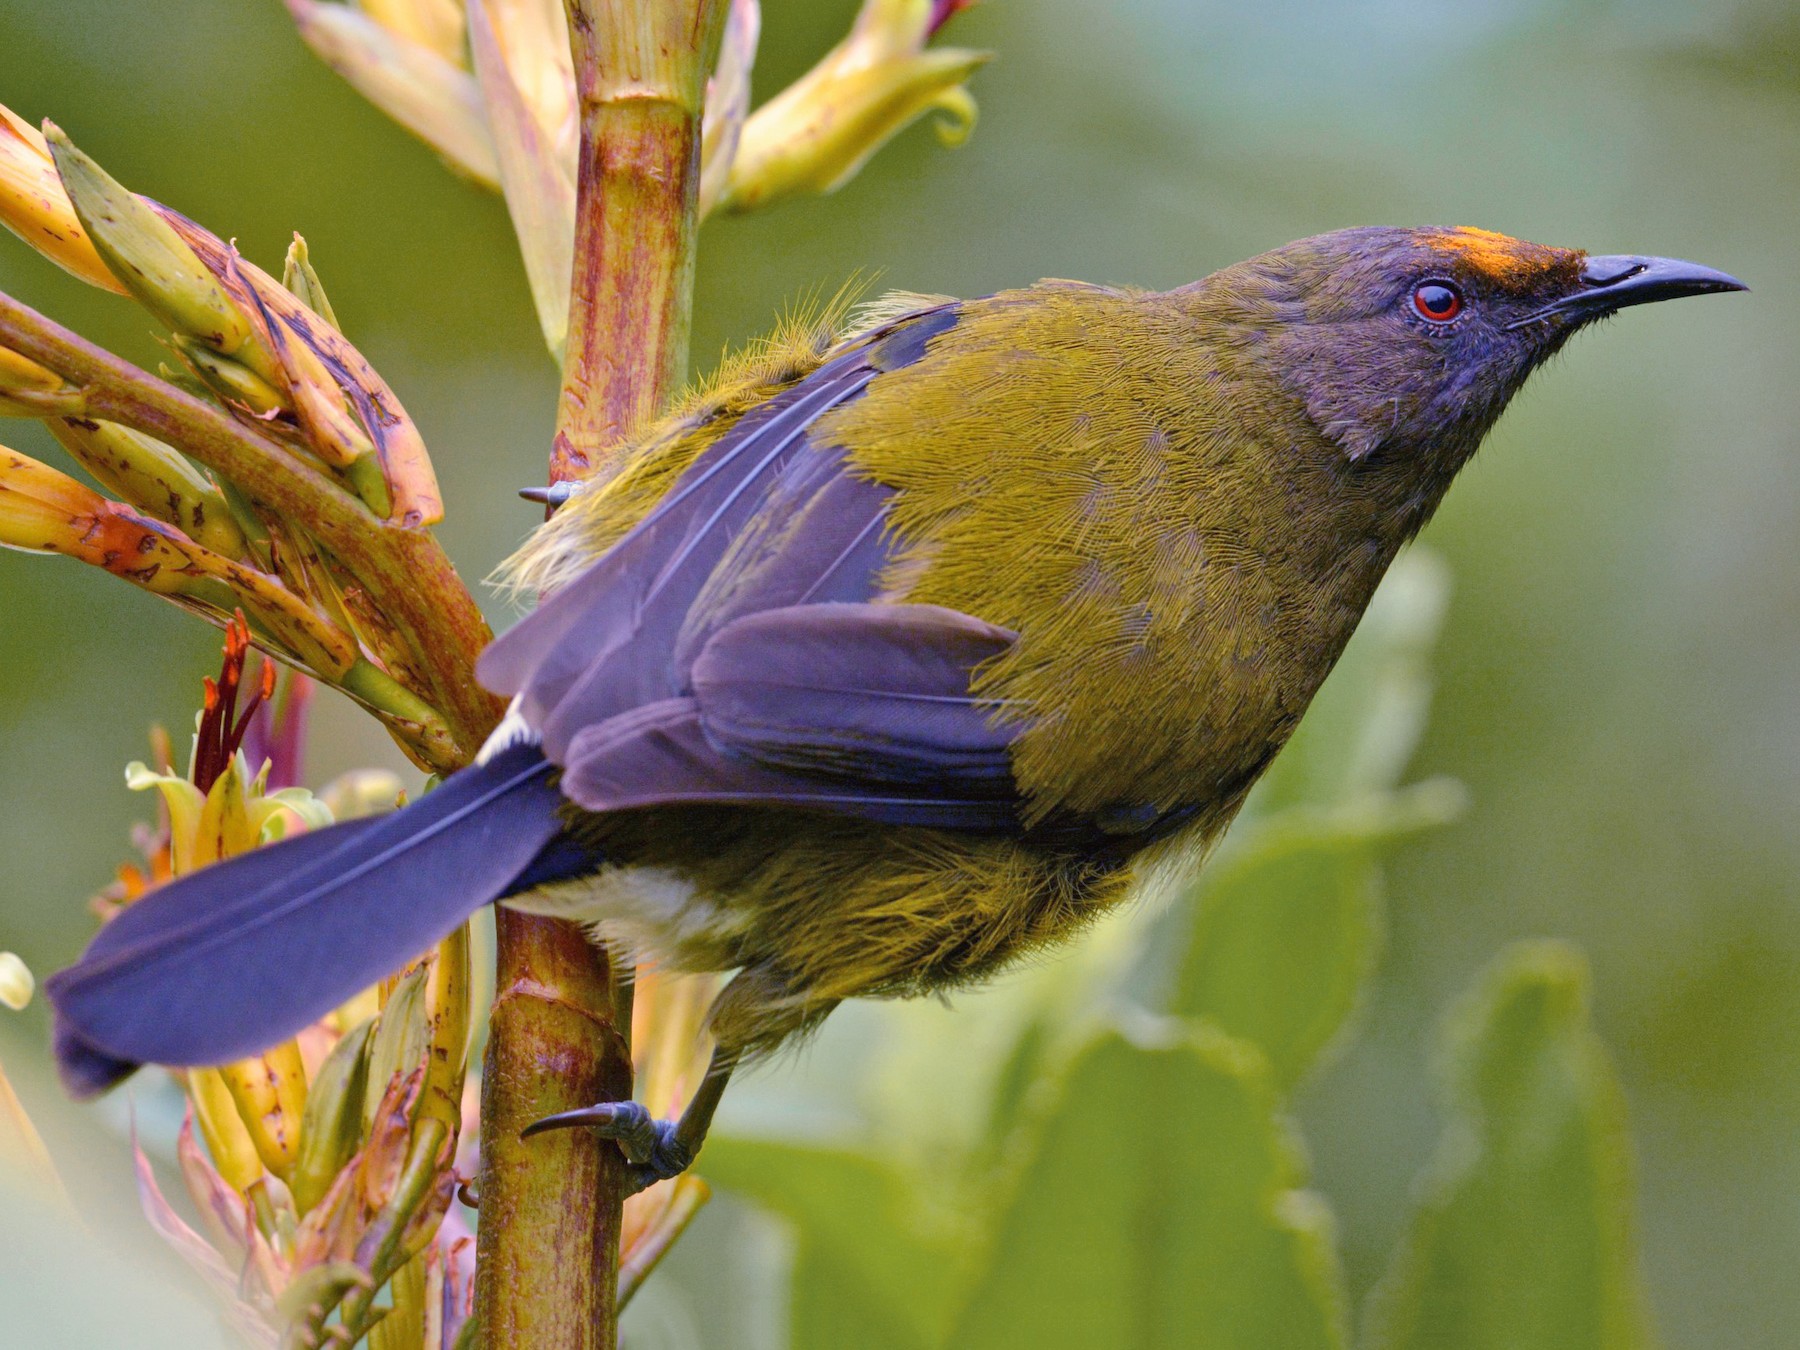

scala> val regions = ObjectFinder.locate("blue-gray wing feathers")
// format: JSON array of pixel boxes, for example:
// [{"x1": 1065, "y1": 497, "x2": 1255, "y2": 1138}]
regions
[{"x1": 476, "y1": 305, "x2": 1037, "y2": 828}]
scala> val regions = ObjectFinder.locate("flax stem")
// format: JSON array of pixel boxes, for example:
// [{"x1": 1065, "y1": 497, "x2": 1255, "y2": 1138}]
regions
[{"x1": 475, "y1": 2, "x2": 724, "y2": 1344}]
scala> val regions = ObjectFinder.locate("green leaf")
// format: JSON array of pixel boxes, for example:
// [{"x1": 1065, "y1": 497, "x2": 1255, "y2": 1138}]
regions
[
  {"x1": 1169, "y1": 830, "x2": 1381, "y2": 1093},
  {"x1": 702, "y1": 1138, "x2": 960, "y2": 1350},
  {"x1": 950, "y1": 1024, "x2": 1348, "y2": 1350},
  {"x1": 976, "y1": 1011, "x2": 1052, "y2": 1169},
  {"x1": 1364, "y1": 941, "x2": 1657, "y2": 1350},
  {"x1": 1165, "y1": 783, "x2": 1464, "y2": 1092}
]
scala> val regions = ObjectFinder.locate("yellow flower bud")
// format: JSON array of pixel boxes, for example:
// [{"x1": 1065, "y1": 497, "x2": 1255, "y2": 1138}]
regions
[
  {"x1": 0, "y1": 952, "x2": 33, "y2": 1011},
  {"x1": 724, "y1": 0, "x2": 988, "y2": 212},
  {"x1": 46, "y1": 418, "x2": 248, "y2": 560},
  {"x1": 365, "y1": 964, "x2": 429, "y2": 1134},
  {"x1": 250, "y1": 312, "x2": 376, "y2": 469},
  {"x1": 0, "y1": 444, "x2": 119, "y2": 557},
  {"x1": 217, "y1": 1041, "x2": 310, "y2": 1182},
  {"x1": 188, "y1": 1066, "x2": 267, "y2": 1193},
  {"x1": 0, "y1": 446, "x2": 358, "y2": 675},
  {"x1": 0, "y1": 103, "x2": 127, "y2": 293},
  {"x1": 418, "y1": 927, "x2": 470, "y2": 1144},
  {"x1": 360, "y1": 0, "x2": 467, "y2": 67},
  {"x1": 281, "y1": 234, "x2": 340, "y2": 331},
  {"x1": 465, "y1": 0, "x2": 578, "y2": 357}
]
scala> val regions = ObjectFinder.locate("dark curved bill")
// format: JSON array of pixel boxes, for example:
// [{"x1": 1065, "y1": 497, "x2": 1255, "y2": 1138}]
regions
[{"x1": 1509, "y1": 254, "x2": 1748, "y2": 329}]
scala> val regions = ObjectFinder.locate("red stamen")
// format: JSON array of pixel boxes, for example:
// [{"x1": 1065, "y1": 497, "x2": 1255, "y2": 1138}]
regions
[
  {"x1": 929, "y1": 0, "x2": 974, "y2": 36},
  {"x1": 193, "y1": 614, "x2": 256, "y2": 792},
  {"x1": 229, "y1": 675, "x2": 269, "y2": 759}
]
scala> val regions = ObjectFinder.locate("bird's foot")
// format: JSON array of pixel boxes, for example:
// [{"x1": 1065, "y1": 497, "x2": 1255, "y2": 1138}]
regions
[{"x1": 522, "y1": 1100, "x2": 694, "y2": 1194}]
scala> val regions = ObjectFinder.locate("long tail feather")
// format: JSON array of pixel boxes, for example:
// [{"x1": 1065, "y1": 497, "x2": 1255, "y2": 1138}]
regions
[{"x1": 47, "y1": 743, "x2": 563, "y2": 1097}]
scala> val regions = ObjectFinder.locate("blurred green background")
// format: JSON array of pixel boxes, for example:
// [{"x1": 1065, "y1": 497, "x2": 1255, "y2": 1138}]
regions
[{"x1": 0, "y1": 1, "x2": 1793, "y2": 1346}]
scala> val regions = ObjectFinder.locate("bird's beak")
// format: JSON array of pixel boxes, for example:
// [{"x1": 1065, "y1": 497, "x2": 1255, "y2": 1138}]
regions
[{"x1": 1509, "y1": 255, "x2": 1748, "y2": 329}]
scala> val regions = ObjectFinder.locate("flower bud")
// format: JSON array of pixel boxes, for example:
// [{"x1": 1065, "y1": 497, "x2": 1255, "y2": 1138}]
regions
[
  {"x1": 0, "y1": 444, "x2": 121, "y2": 556},
  {"x1": 281, "y1": 234, "x2": 340, "y2": 331},
  {"x1": 699, "y1": 0, "x2": 760, "y2": 219},
  {"x1": 361, "y1": 0, "x2": 466, "y2": 66},
  {"x1": 417, "y1": 927, "x2": 470, "y2": 1144},
  {"x1": 466, "y1": 0, "x2": 576, "y2": 357},
  {"x1": 236, "y1": 290, "x2": 375, "y2": 470},
  {"x1": 171, "y1": 335, "x2": 287, "y2": 417},
  {"x1": 45, "y1": 126, "x2": 263, "y2": 360},
  {"x1": 188, "y1": 1065, "x2": 267, "y2": 1193},
  {"x1": 287, "y1": 0, "x2": 499, "y2": 187},
  {"x1": 0, "y1": 103, "x2": 126, "y2": 293},
  {"x1": 0, "y1": 448, "x2": 338, "y2": 665},
  {"x1": 0, "y1": 952, "x2": 33, "y2": 1011},
  {"x1": 218, "y1": 1040, "x2": 310, "y2": 1181},
  {"x1": 365, "y1": 964, "x2": 430, "y2": 1134},
  {"x1": 46, "y1": 417, "x2": 247, "y2": 560},
  {"x1": 724, "y1": 0, "x2": 988, "y2": 211},
  {"x1": 290, "y1": 1016, "x2": 374, "y2": 1215}
]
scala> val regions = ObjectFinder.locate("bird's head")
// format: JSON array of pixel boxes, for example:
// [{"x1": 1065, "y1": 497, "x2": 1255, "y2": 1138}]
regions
[{"x1": 1201, "y1": 225, "x2": 1744, "y2": 485}]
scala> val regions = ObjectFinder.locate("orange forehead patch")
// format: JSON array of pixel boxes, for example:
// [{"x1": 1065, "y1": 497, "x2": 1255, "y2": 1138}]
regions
[{"x1": 1423, "y1": 226, "x2": 1581, "y2": 290}]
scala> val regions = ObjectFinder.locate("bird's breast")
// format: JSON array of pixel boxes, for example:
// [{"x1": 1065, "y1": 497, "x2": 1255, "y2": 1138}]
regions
[{"x1": 824, "y1": 282, "x2": 1399, "y2": 828}]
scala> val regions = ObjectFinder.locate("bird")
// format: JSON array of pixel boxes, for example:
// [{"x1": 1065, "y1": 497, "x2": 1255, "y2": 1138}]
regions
[{"x1": 47, "y1": 226, "x2": 1745, "y2": 1188}]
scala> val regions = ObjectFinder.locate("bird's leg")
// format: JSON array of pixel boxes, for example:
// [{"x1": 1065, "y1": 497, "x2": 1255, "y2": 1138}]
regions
[{"x1": 522, "y1": 1046, "x2": 737, "y2": 1194}]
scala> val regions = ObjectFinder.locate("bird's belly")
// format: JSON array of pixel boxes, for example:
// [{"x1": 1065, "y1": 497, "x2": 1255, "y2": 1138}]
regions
[
  {"x1": 499, "y1": 863, "x2": 754, "y2": 971},
  {"x1": 502, "y1": 807, "x2": 1143, "y2": 1054}
]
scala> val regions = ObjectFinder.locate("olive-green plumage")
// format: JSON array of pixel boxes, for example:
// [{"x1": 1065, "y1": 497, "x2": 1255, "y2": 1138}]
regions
[{"x1": 489, "y1": 226, "x2": 1743, "y2": 1063}]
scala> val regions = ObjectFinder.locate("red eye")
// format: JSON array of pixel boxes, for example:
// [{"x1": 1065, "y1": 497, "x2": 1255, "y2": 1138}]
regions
[{"x1": 1413, "y1": 281, "x2": 1463, "y2": 322}]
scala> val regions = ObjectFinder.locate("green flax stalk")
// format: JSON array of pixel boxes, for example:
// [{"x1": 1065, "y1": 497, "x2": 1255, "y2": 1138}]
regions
[{"x1": 474, "y1": 3, "x2": 725, "y2": 1345}]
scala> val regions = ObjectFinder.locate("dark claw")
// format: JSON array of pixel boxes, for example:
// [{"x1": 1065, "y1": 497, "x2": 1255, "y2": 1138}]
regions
[
  {"x1": 522, "y1": 1099, "x2": 695, "y2": 1193},
  {"x1": 518, "y1": 482, "x2": 577, "y2": 507}
]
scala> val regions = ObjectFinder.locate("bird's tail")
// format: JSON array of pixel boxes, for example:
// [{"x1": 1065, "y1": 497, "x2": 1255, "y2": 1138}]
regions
[{"x1": 47, "y1": 742, "x2": 567, "y2": 1098}]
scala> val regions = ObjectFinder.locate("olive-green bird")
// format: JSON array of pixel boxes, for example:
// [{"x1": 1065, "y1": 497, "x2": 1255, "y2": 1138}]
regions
[{"x1": 48, "y1": 226, "x2": 1744, "y2": 1186}]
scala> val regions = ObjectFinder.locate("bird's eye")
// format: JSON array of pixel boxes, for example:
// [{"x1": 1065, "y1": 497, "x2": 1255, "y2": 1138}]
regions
[{"x1": 1412, "y1": 281, "x2": 1463, "y2": 322}]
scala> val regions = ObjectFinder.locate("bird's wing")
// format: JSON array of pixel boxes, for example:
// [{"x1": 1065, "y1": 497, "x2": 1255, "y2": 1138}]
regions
[
  {"x1": 557, "y1": 602, "x2": 1024, "y2": 830},
  {"x1": 476, "y1": 299, "x2": 1198, "y2": 845},
  {"x1": 477, "y1": 307, "x2": 960, "y2": 762},
  {"x1": 689, "y1": 602, "x2": 1019, "y2": 787}
]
